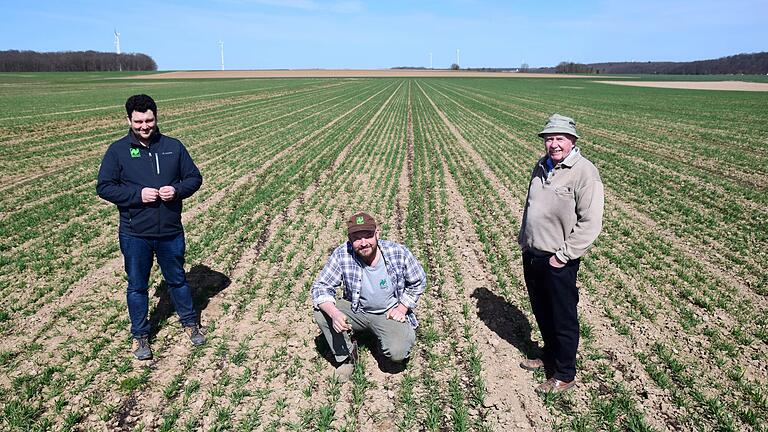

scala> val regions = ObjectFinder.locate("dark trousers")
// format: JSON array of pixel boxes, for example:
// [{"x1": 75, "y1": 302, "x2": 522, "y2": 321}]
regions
[
  {"x1": 522, "y1": 250, "x2": 580, "y2": 382},
  {"x1": 119, "y1": 232, "x2": 197, "y2": 337}
]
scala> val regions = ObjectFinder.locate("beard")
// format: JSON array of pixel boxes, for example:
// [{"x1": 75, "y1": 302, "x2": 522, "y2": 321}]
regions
[
  {"x1": 354, "y1": 239, "x2": 378, "y2": 260},
  {"x1": 355, "y1": 244, "x2": 375, "y2": 257}
]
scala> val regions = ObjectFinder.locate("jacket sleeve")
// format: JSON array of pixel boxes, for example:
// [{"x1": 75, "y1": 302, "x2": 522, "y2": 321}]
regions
[
  {"x1": 96, "y1": 146, "x2": 142, "y2": 207},
  {"x1": 556, "y1": 176, "x2": 604, "y2": 262},
  {"x1": 518, "y1": 163, "x2": 538, "y2": 249},
  {"x1": 171, "y1": 143, "x2": 202, "y2": 200},
  {"x1": 399, "y1": 245, "x2": 426, "y2": 310},
  {"x1": 311, "y1": 252, "x2": 343, "y2": 308}
]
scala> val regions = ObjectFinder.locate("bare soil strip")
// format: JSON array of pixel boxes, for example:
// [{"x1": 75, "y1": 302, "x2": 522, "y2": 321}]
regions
[
  {"x1": 599, "y1": 80, "x2": 768, "y2": 92},
  {"x1": 133, "y1": 70, "x2": 594, "y2": 79},
  {"x1": 393, "y1": 82, "x2": 413, "y2": 243}
]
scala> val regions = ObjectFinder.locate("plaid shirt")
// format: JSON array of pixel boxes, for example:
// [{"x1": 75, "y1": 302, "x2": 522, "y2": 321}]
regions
[{"x1": 311, "y1": 239, "x2": 427, "y2": 328}]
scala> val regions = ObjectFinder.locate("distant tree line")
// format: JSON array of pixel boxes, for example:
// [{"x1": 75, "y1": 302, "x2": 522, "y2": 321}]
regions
[
  {"x1": 0, "y1": 50, "x2": 157, "y2": 72},
  {"x1": 533, "y1": 52, "x2": 768, "y2": 75},
  {"x1": 554, "y1": 62, "x2": 598, "y2": 74}
]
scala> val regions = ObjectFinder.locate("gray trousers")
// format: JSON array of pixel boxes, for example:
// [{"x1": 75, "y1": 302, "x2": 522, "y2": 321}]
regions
[{"x1": 314, "y1": 299, "x2": 416, "y2": 363}]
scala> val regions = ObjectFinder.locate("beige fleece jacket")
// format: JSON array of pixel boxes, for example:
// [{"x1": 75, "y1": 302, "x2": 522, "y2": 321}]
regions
[{"x1": 518, "y1": 148, "x2": 604, "y2": 263}]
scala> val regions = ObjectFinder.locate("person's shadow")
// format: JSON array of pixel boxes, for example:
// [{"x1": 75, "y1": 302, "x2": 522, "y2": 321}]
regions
[
  {"x1": 149, "y1": 264, "x2": 230, "y2": 336},
  {"x1": 470, "y1": 287, "x2": 540, "y2": 360}
]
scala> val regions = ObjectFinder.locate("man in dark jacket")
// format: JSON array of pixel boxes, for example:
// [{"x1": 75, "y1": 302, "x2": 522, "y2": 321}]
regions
[{"x1": 97, "y1": 94, "x2": 205, "y2": 360}]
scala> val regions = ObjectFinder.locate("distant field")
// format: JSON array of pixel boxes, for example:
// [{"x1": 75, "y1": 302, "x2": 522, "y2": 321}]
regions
[
  {"x1": 0, "y1": 72, "x2": 766, "y2": 431},
  {"x1": 599, "y1": 80, "x2": 768, "y2": 91},
  {"x1": 135, "y1": 69, "x2": 593, "y2": 79}
]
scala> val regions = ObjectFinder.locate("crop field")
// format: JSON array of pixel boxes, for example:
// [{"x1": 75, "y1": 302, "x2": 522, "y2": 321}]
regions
[{"x1": 0, "y1": 72, "x2": 766, "y2": 431}]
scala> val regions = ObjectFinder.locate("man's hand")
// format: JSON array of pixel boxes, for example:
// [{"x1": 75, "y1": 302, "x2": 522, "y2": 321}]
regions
[
  {"x1": 141, "y1": 187, "x2": 160, "y2": 203},
  {"x1": 386, "y1": 304, "x2": 408, "y2": 323},
  {"x1": 331, "y1": 310, "x2": 353, "y2": 333},
  {"x1": 319, "y1": 302, "x2": 352, "y2": 333},
  {"x1": 549, "y1": 255, "x2": 566, "y2": 268},
  {"x1": 159, "y1": 185, "x2": 176, "y2": 201}
]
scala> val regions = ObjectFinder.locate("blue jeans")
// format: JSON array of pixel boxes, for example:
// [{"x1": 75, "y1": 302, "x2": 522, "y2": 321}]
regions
[{"x1": 119, "y1": 232, "x2": 197, "y2": 337}]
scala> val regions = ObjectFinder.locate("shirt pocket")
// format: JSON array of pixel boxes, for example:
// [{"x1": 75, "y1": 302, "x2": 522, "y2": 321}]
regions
[{"x1": 554, "y1": 185, "x2": 574, "y2": 198}]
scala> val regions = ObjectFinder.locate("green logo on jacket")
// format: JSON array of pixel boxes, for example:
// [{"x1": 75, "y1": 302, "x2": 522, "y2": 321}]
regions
[{"x1": 130, "y1": 148, "x2": 140, "y2": 158}]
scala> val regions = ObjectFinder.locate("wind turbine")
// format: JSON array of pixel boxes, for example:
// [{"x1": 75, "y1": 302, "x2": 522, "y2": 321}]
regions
[
  {"x1": 114, "y1": 29, "x2": 121, "y2": 54},
  {"x1": 114, "y1": 30, "x2": 122, "y2": 72},
  {"x1": 429, "y1": 52, "x2": 433, "y2": 69},
  {"x1": 219, "y1": 40, "x2": 225, "y2": 71},
  {"x1": 456, "y1": 49, "x2": 460, "y2": 68}
]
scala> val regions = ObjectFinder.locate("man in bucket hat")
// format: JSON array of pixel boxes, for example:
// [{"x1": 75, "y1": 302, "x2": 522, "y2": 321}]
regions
[
  {"x1": 518, "y1": 114, "x2": 604, "y2": 394},
  {"x1": 311, "y1": 212, "x2": 426, "y2": 381}
]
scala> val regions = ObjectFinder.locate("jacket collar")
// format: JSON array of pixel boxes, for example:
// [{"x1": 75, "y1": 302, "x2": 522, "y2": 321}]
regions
[
  {"x1": 559, "y1": 147, "x2": 582, "y2": 167},
  {"x1": 128, "y1": 126, "x2": 162, "y2": 148}
]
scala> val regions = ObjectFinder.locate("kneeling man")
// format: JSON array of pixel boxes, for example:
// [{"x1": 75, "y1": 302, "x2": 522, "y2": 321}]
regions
[{"x1": 311, "y1": 212, "x2": 426, "y2": 380}]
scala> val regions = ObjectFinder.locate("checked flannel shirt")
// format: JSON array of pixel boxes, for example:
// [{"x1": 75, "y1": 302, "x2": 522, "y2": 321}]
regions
[{"x1": 311, "y1": 239, "x2": 427, "y2": 328}]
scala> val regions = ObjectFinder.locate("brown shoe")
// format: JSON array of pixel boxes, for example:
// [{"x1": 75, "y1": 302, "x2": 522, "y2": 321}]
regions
[
  {"x1": 535, "y1": 378, "x2": 575, "y2": 395},
  {"x1": 520, "y1": 358, "x2": 545, "y2": 371},
  {"x1": 349, "y1": 339, "x2": 359, "y2": 364},
  {"x1": 333, "y1": 362, "x2": 354, "y2": 383}
]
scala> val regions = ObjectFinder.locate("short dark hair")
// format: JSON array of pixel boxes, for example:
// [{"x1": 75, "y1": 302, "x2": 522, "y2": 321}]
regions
[{"x1": 125, "y1": 94, "x2": 157, "y2": 118}]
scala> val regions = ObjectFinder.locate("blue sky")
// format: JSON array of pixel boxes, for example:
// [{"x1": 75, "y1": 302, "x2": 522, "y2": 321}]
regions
[{"x1": 1, "y1": 0, "x2": 765, "y2": 70}]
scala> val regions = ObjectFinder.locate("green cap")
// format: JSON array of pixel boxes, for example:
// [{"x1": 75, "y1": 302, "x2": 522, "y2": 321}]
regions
[{"x1": 538, "y1": 113, "x2": 580, "y2": 139}]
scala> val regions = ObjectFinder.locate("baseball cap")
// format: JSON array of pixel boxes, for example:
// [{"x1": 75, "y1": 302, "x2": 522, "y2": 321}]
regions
[{"x1": 346, "y1": 212, "x2": 377, "y2": 235}]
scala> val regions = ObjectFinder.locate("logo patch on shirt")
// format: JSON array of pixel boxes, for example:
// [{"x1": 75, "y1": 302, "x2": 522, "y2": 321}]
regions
[
  {"x1": 379, "y1": 279, "x2": 387, "y2": 289},
  {"x1": 130, "y1": 148, "x2": 140, "y2": 158},
  {"x1": 162, "y1": 151, "x2": 173, "y2": 155}
]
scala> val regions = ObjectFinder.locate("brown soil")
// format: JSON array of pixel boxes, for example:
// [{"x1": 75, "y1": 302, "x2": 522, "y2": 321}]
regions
[
  {"x1": 598, "y1": 80, "x2": 768, "y2": 91},
  {"x1": 131, "y1": 70, "x2": 594, "y2": 79}
]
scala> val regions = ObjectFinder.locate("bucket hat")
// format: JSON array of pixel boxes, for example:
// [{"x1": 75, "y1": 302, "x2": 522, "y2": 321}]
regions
[{"x1": 538, "y1": 113, "x2": 580, "y2": 139}]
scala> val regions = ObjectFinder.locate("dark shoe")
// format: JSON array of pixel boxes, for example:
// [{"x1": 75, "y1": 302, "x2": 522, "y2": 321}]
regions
[
  {"x1": 535, "y1": 378, "x2": 575, "y2": 395},
  {"x1": 520, "y1": 358, "x2": 545, "y2": 371},
  {"x1": 349, "y1": 339, "x2": 359, "y2": 364},
  {"x1": 132, "y1": 336, "x2": 152, "y2": 360},
  {"x1": 184, "y1": 325, "x2": 206, "y2": 346}
]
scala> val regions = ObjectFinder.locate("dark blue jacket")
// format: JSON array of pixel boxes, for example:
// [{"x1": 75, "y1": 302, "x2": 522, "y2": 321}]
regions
[{"x1": 96, "y1": 128, "x2": 202, "y2": 238}]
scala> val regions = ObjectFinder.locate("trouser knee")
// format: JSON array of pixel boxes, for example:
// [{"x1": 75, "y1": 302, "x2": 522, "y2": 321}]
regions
[{"x1": 380, "y1": 332, "x2": 415, "y2": 362}]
